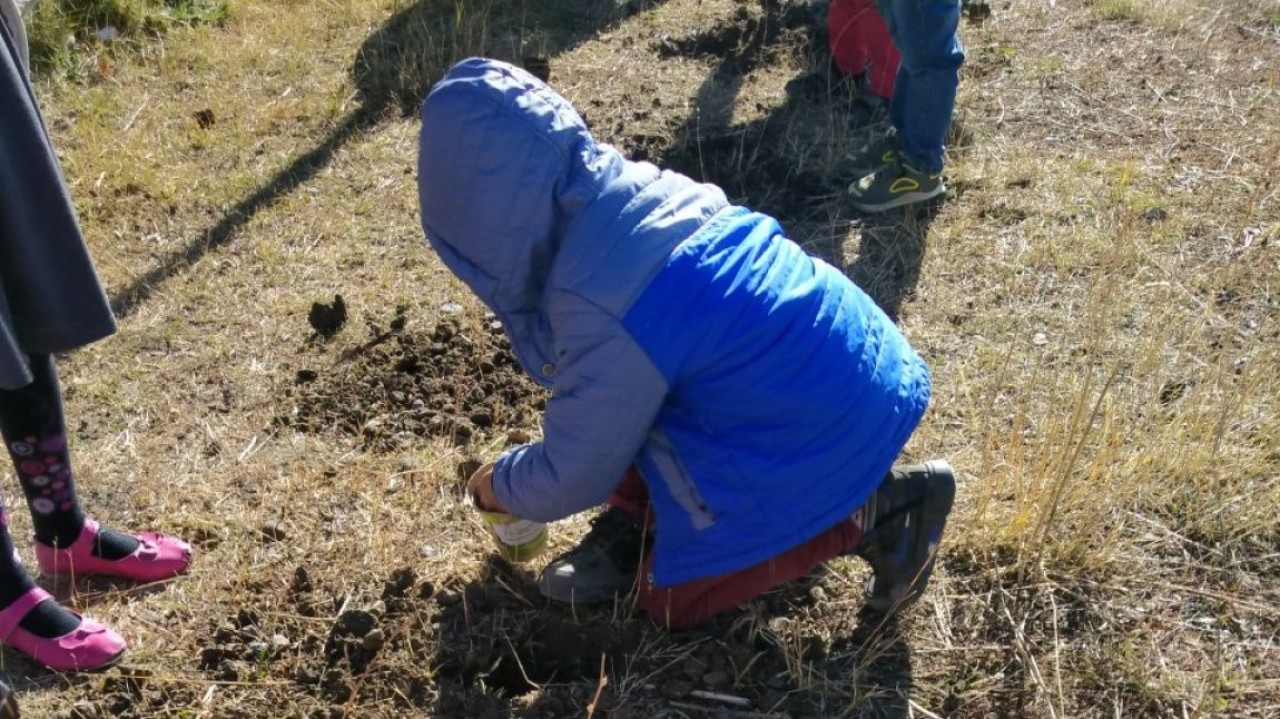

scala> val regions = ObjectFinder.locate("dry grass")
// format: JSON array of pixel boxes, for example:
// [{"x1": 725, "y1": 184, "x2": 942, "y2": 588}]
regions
[{"x1": 2, "y1": 0, "x2": 1277, "y2": 717}]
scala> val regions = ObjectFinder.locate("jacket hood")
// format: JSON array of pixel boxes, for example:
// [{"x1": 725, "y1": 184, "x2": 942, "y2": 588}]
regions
[{"x1": 417, "y1": 58, "x2": 626, "y2": 319}]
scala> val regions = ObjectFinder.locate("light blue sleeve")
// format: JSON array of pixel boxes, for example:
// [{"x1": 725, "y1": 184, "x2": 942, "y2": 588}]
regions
[{"x1": 491, "y1": 292, "x2": 668, "y2": 522}]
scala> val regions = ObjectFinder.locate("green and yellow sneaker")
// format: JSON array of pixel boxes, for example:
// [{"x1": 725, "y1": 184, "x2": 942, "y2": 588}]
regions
[
  {"x1": 847, "y1": 130, "x2": 903, "y2": 176},
  {"x1": 848, "y1": 161, "x2": 945, "y2": 213}
]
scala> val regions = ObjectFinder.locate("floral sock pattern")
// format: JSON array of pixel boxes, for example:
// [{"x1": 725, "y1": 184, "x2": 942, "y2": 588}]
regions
[{"x1": 0, "y1": 354, "x2": 138, "y2": 559}]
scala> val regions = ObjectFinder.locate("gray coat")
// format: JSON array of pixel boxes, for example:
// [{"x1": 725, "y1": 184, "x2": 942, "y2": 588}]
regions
[{"x1": 1, "y1": 0, "x2": 116, "y2": 389}]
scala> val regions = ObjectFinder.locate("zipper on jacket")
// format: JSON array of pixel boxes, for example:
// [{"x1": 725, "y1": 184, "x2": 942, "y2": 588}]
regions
[{"x1": 646, "y1": 429, "x2": 715, "y2": 530}]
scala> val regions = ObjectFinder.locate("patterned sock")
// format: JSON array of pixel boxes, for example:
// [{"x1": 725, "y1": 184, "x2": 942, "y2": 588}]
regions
[
  {"x1": 0, "y1": 503, "x2": 80, "y2": 638},
  {"x1": 0, "y1": 354, "x2": 138, "y2": 560}
]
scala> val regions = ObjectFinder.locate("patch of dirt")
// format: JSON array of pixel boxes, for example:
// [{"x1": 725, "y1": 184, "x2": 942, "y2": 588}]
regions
[{"x1": 277, "y1": 311, "x2": 546, "y2": 452}]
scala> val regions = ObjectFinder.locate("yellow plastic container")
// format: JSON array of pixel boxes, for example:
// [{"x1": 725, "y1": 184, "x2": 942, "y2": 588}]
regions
[{"x1": 477, "y1": 510, "x2": 549, "y2": 563}]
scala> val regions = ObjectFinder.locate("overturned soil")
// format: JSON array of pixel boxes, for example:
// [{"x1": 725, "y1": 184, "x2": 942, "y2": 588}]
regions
[{"x1": 278, "y1": 311, "x2": 546, "y2": 453}]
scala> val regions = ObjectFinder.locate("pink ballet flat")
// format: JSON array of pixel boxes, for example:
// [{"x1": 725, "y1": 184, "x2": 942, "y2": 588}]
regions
[
  {"x1": 0, "y1": 587, "x2": 126, "y2": 672},
  {"x1": 36, "y1": 519, "x2": 192, "y2": 583}
]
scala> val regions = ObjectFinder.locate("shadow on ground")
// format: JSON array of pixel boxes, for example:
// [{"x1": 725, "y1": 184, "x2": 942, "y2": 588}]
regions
[
  {"x1": 623, "y1": 0, "x2": 946, "y2": 319},
  {"x1": 424, "y1": 556, "x2": 913, "y2": 718},
  {"x1": 109, "y1": 0, "x2": 673, "y2": 319}
]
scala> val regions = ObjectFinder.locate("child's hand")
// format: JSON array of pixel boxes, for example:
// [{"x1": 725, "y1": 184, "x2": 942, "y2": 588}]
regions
[{"x1": 467, "y1": 462, "x2": 508, "y2": 514}]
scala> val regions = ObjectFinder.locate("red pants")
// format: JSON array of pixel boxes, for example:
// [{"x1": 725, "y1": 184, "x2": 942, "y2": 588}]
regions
[
  {"x1": 828, "y1": 0, "x2": 901, "y2": 100},
  {"x1": 608, "y1": 469, "x2": 868, "y2": 630}
]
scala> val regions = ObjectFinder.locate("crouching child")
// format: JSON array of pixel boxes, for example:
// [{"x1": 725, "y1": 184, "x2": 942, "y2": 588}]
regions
[{"x1": 417, "y1": 58, "x2": 955, "y2": 630}]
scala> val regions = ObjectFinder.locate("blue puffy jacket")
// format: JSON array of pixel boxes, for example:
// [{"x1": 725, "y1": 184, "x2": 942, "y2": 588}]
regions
[{"x1": 418, "y1": 58, "x2": 931, "y2": 586}]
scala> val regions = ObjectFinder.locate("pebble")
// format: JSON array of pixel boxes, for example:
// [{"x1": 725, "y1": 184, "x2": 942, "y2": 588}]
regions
[
  {"x1": 361, "y1": 628, "x2": 386, "y2": 651},
  {"x1": 260, "y1": 520, "x2": 287, "y2": 542}
]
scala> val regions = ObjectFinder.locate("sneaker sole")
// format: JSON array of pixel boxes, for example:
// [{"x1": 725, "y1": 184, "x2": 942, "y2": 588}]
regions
[
  {"x1": 865, "y1": 460, "x2": 956, "y2": 614},
  {"x1": 851, "y1": 183, "x2": 946, "y2": 213}
]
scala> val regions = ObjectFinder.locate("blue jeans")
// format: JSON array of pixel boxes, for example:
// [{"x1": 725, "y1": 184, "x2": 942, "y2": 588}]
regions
[{"x1": 876, "y1": 0, "x2": 964, "y2": 173}]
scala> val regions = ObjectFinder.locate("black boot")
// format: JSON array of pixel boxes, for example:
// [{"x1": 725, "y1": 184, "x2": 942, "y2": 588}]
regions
[
  {"x1": 855, "y1": 460, "x2": 956, "y2": 615},
  {"x1": 539, "y1": 507, "x2": 651, "y2": 605}
]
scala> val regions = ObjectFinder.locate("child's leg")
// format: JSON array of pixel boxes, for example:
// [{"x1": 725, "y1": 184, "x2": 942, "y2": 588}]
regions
[
  {"x1": 0, "y1": 501, "x2": 80, "y2": 638},
  {"x1": 876, "y1": 0, "x2": 963, "y2": 173},
  {"x1": 0, "y1": 493, "x2": 128, "y2": 669},
  {"x1": 1, "y1": 354, "x2": 190, "y2": 583},
  {"x1": 862, "y1": 0, "x2": 902, "y2": 100},
  {"x1": 638, "y1": 460, "x2": 955, "y2": 628},
  {"x1": 638, "y1": 507, "x2": 871, "y2": 630},
  {"x1": 0, "y1": 354, "x2": 139, "y2": 558},
  {"x1": 828, "y1": 0, "x2": 872, "y2": 77}
]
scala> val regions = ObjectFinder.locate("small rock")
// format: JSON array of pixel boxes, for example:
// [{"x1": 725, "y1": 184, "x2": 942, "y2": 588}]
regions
[
  {"x1": 438, "y1": 302, "x2": 464, "y2": 315},
  {"x1": 102, "y1": 669, "x2": 150, "y2": 697},
  {"x1": 1032, "y1": 332, "x2": 1048, "y2": 346},
  {"x1": 383, "y1": 568, "x2": 417, "y2": 599},
  {"x1": 199, "y1": 646, "x2": 225, "y2": 670},
  {"x1": 419, "y1": 543, "x2": 439, "y2": 558},
  {"x1": 291, "y1": 566, "x2": 313, "y2": 594},
  {"x1": 361, "y1": 628, "x2": 386, "y2": 651},
  {"x1": 260, "y1": 520, "x2": 287, "y2": 542},
  {"x1": 213, "y1": 622, "x2": 238, "y2": 643},
  {"x1": 507, "y1": 429, "x2": 532, "y2": 444},
  {"x1": 333, "y1": 609, "x2": 377, "y2": 638}
]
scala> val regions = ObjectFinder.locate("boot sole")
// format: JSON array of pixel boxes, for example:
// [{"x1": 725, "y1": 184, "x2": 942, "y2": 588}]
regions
[
  {"x1": 865, "y1": 460, "x2": 956, "y2": 614},
  {"x1": 851, "y1": 183, "x2": 946, "y2": 213}
]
